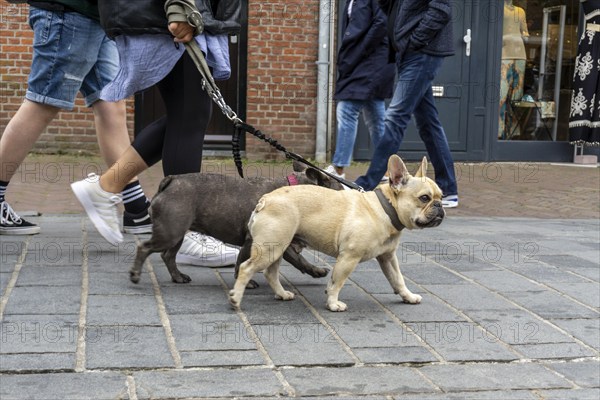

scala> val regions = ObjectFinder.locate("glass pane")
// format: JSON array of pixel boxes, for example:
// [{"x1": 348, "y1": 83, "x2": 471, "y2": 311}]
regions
[{"x1": 498, "y1": 0, "x2": 580, "y2": 141}]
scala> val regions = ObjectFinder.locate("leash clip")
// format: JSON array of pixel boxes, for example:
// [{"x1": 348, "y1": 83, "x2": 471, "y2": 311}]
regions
[{"x1": 187, "y1": 10, "x2": 203, "y2": 33}]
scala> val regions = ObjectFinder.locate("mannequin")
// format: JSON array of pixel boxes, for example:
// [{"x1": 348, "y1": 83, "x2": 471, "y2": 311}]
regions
[
  {"x1": 569, "y1": 0, "x2": 600, "y2": 160},
  {"x1": 499, "y1": 0, "x2": 529, "y2": 139}
]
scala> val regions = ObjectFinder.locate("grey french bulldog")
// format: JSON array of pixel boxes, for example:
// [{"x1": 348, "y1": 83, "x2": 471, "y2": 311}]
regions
[{"x1": 130, "y1": 161, "x2": 343, "y2": 285}]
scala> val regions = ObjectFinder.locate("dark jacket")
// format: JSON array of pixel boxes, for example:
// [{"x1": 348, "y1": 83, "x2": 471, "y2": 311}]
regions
[
  {"x1": 98, "y1": 0, "x2": 241, "y2": 38},
  {"x1": 27, "y1": 0, "x2": 100, "y2": 20},
  {"x1": 379, "y1": 0, "x2": 454, "y2": 61},
  {"x1": 334, "y1": 0, "x2": 394, "y2": 101}
]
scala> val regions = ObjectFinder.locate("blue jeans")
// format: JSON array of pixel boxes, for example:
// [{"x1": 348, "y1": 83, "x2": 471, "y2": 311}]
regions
[
  {"x1": 26, "y1": 7, "x2": 119, "y2": 110},
  {"x1": 355, "y1": 52, "x2": 458, "y2": 196},
  {"x1": 332, "y1": 99, "x2": 386, "y2": 167}
]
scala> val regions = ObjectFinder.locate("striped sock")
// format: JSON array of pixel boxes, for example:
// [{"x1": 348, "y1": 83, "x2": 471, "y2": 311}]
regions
[
  {"x1": 121, "y1": 181, "x2": 149, "y2": 214},
  {"x1": 0, "y1": 180, "x2": 8, "y2": 203}
]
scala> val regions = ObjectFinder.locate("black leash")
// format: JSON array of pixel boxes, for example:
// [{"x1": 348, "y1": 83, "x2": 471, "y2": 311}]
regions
[
  {"x1": 234, "y1": 122, "x2": 364, "y2": 191},
  {"x1": 164, "y1": 0, "x2": 364, "y2": 192}
]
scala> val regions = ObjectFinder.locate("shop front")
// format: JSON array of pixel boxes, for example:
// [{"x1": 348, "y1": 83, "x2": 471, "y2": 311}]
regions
[{"x1": 353, "y1": 0, "x2": 599, "y2": 163}]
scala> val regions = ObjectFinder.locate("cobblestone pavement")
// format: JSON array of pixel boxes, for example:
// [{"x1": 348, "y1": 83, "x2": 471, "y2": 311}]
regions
[{"x1": 0, "y1": 155, "x2": 599, "y2": 399}]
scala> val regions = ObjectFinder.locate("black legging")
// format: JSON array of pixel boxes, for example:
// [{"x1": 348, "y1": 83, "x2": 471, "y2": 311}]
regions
[{"x1": 132, "y1": 52, "x2": 213, "y2": 176}]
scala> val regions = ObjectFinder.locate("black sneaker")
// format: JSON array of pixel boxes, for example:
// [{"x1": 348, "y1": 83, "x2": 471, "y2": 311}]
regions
[
  {"x1": 0, "y1": 201, "x2": 41, "y2": 235},
  {"x1": 123, "y1": 207, "x2": 152, "y2": 234}
]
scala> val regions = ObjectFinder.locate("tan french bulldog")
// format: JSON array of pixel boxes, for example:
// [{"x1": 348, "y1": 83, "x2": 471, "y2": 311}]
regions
[{"x1": 229, "y1": 154, "x2": 445, "y2": 312}]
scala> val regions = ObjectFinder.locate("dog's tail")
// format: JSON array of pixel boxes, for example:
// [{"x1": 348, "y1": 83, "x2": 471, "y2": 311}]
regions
[{"x1": 157, "y1": 176, "x2": 174, "y2": 193}]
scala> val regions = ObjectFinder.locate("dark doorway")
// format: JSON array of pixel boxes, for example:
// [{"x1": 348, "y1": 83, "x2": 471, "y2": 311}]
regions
[{"x1": 352, "y1": 1, "x2": 480, "y2": 162}]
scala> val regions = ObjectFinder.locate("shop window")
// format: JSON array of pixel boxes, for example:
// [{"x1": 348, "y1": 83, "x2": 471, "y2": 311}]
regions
[{"x1": 498, "y1": 0, "x2": 580, "y2": 141}]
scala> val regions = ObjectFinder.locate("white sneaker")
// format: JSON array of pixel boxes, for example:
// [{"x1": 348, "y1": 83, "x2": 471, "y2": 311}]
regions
[
  {"x1": 71, "y1": 173, "x2": 123, "y2": 245},
  {"x1": 325, "y1": 165, "x2": 346, "y2": 179},
  {"x1": 176, "y1": 232, "x2": 239, "y2": 267},
  {"x1": 442, "y1": 195, "x2": 459, "y2": 208}
]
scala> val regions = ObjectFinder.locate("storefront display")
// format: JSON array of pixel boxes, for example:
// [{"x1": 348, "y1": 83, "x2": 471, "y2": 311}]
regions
[{"x1": 499, "y1": 0, "x2": 581, "y2": 142}]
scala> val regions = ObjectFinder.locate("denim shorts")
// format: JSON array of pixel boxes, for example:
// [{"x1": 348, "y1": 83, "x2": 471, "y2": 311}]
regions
[{"x1": 26, "y1": 7, "x2": 119, "y2": 110}]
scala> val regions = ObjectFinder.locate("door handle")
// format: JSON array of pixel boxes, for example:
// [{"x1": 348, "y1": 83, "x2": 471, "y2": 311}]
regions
[{"x1": 463, "y1": 28, "x2": 471, "y2": 57}]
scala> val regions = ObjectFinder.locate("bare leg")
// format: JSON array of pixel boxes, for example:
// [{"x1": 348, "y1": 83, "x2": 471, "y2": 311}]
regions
[
  {"x1": 92, "y1": 100, "x2": 132, "y2": 166},
  {"x1": 0, "y1": 100, "x2": 58, "y2": 181},
  {"x1": 99, "y1": 147, "x2": 148, "y2": 194},
  {"x1": 376, "y1": 252, "x2": 421, "y2": 304}
]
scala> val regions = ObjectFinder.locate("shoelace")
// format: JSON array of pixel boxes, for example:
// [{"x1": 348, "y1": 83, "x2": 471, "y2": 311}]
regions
[
  {"x1": 185, "y1": 232, "x2": 210, "y2": 251},
  {"x1": 0, "y1": 201, "x2": 23, "y2": 225},
  {"x1": 107, "y1": 195, "x2": 123, "y2": 205},
  {"x1": 186, "y1": 232, "x2": 228, "y2": 253},
  {"x1": 83, "y1": 173, "x2": 122, "y2": 231},
  {"x1": 187, "y1": 232, "x2": 207, "y2": 243}
]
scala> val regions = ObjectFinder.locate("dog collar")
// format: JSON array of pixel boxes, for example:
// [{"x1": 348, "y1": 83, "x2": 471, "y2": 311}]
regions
[
  {"x1": 287, "y1": 174, "x2": 299, "y2": 186},
  {"x1": 374, "y1": 188, "x2": 405, "y2": 232}
]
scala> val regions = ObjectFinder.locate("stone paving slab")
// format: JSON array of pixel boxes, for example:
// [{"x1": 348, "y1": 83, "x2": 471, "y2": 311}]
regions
[
  {"x1": 85, "y1": 326, "x2": 175, "y2": 370},
  {"x1": 133, "y1": 368, "x2": 284, "y2": 398},
  {"x1": 0, "y1": 215, "x2": 598, "y2": 398},
  {"x1": 464, "y1": 309, "x2": 575, "y2": 345},
  {"x1": 397, "y1": 391, "x2": 542, "y2": 400},
  {"x1": 419, "y1": 363, "x2": 573, "y2": 392},
  {"x1": 551, "y1": 318, "x2": 600, "y2": 350},
  {"x1": 0, "y1": 372, "x2": 129, "y2": 400},
  {"x1": 281, "y1": 365, "x2": 435, "y2": 396},
  {"x1": 537, "y1": 389, "x2": 600, "y2": 400}
]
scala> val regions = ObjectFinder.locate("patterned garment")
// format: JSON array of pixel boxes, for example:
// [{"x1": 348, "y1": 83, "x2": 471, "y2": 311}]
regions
[
  {"x1": 569, "y1": 0, "x2": 600, "y2": 146},
  {"x1": 499, "y1": 59, "x2": 526, "y2": 139}
]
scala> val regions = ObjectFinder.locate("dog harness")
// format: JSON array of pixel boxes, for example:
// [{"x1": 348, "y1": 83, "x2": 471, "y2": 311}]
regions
[{"x1": 286, "y1": 174, "x2": 299, "y2": 186}]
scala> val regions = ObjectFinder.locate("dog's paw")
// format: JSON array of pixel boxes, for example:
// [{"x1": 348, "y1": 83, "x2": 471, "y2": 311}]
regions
[
  {"x1": 228, "y1": 290, "x2": 241, "y2": 309},
  {"x1": 307, "y1": 267, "x2": 329, "y2": 278},
  {"x1": 129, "y1": 271, "x2": 141, "y2": 284},
  {"x1": 326, "y1": 300, "x2": 348, "y2": 312},
  {"x1": 172, "y1": 273, "x2": 192, "y2": 284},
  {"x1": 275, "y1": 291, "x2": 295, "y2": 301},
  {"x1": 246, "y1": 279, "x2": 260, "y2": 289},
  {"x1": 402, "y1": 293, "x2": 422, "y2": 304}
]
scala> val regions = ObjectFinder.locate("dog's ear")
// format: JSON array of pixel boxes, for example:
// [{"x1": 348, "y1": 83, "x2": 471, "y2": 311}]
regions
[
  {"x1": 388, "y1": 154, "x2": 410, "y2": 188},
  {"x1": 305, "y1": 167, "x2": 323, "y2": 184},
  {"x1": 414, "y1": 156, "x2": 428, "y2": 178},
  {"x1": 306, "y1": 167, "x2": 341, "y2": 189},
  {"x1": 292, "y1": 160, "x2": 307, "y2": 172}
]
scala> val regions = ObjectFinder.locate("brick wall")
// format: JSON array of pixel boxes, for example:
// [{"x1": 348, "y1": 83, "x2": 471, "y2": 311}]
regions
[
  {"x1": 242, "y1": 0, "x2": 321, "y2": 161},
  {"x1": 0, "y1": 2, "x2": 135, "y2": 155},
  {"x1": 1, "y1": 1, "x2": 323, "y2": 160}
]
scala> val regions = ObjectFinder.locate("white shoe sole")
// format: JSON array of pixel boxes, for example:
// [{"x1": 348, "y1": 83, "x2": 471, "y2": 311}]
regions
[
  {"x1": 175, "y1": 252, "x2": 238, "y2": 267},
  {"x1": 0, "y1": 226, "x2": 41, "y2": 235},
  {"x1": 123, "y1": 224, "x2": 153, "y2": 234},
  {"x1": 71, "y1": 180, "x2": 123, "y2": 246},
  {"x1": 442, "y1": 202, "x2": 458, "y2": 208}
]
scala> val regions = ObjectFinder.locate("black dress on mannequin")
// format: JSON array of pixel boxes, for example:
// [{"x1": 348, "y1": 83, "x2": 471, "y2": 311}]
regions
[{"x1": 569, "y1": 0, "x2": 600, "y2": 146}]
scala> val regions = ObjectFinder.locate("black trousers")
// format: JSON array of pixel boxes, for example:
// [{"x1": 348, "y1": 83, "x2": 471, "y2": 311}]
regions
[{"x1": 132, "y1": 52, "x2": 213, "y2": 175}]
